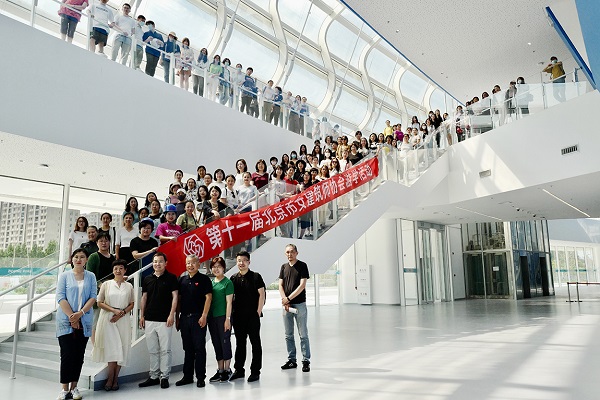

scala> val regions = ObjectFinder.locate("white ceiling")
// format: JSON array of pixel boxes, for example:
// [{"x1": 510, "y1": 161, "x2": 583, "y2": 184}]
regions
[
  {"x1": 384, "y1": 171, "x2": 600, "y2": 225},
  {"x1": 3, "y1": 128, "x2": 599, "y2": 225},
  {"x1": 342, "y1": 0, "x2": 579, "y2": 103}
]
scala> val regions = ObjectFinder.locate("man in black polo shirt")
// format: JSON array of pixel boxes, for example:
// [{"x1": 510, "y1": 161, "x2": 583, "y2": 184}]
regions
[
  {"x1": 139, "y1": 252, "x2": 179, "y2": 389},
  {"x1": 229, "y1": 251, "x2": 265, "y2": 383},
  {"x1": 130, "y1": 218, "x2": 159, "y2": 274},
  {"x1": 86, "y1": 232, "x2": 115, "y2": 345},
  {"x1": 279, "y1": 244, "x2": 311, "y2": 372},
  {"x1": 174, "y1": 254, "x2": 212, "y2": 388}
]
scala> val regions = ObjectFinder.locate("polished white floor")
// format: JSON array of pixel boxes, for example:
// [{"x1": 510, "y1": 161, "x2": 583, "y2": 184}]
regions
[{"x1": 4, "y1": 291, "x2": 600, "y2": 400}]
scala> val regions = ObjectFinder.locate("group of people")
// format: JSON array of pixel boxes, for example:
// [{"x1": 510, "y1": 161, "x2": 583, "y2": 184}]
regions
[
  {"x1": 57, "y1": 240, "x2": 313, "y2": 399},
  {"x1": 58, "y1": 1, "x2": 313, "y2": 133},
  {"x1": 464, "y1": 56, "x2": 567, "y2": 112}
]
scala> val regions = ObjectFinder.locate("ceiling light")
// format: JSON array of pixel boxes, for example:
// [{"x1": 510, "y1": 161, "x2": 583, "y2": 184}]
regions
[
  {"x1": 527, "y1": 42, "x2": 531, "y2": 45},
  {"x1": 395, "y1": 29, "x2": 399, "y2": 33},
  {"x1": 456, "y1": 206, "x2": 502, "y2": 221},
  {"x1": 542, "y1": 189, "x2": 590, "y2": 218}
]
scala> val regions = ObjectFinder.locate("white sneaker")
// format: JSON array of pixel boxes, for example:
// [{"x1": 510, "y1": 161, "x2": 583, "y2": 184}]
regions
[
  {"x1": 71, "y1": 387, "x2": 82, "y2": 400},
  {"x1": 57, "y1": 390, "x2": 70, "y2": 400}
]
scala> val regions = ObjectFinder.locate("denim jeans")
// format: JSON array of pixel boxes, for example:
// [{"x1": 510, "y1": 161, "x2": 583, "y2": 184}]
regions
[
  {"x1": 111, "y1": 34, "x2": 132, "y2": 65},
  {"x1": 283, "y1": 302, "x2": 310, "y2": 362}
]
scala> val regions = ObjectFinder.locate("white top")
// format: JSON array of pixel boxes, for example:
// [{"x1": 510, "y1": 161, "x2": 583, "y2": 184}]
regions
[
  {"x1": 69, "y1": 231, "x2": 87, "y2": 250},
  {"x1": 90, "y1": 0, "x2": 114, "y2": 32},
  {"x1": 179, "y1": 47, "x2": 194, "y2": 71},
  {"x1": 116, "y1": 227, "x2": 137, "y2": 248},
  {"x1": 222, "y1": 187, "x2": 238, "y2": 210},
  {"x1": 77, "y1": 280, "x2": 84, "y2": 311},
  {"x1": 262, "y1": 85, "x2": 276, "y2": 101},
  {"x1": 237, "y1": 185, "x2": 258, "y2": 208},
  {"x1": 134, "y1": 20, "x2": 146, "y2": 42},
  {"x1": 113, "y1": 13, "x2": 135, "y2": 36}
]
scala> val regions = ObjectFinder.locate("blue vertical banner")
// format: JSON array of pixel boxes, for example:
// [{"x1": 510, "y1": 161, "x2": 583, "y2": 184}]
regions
[{"x1": 574, "y1": 0, "x2": 599, "y2": 89}]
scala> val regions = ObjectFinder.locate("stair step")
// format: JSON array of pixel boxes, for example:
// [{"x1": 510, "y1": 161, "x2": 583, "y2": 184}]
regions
[
  {"x1": 33, "y1": 320, "x2": 56, "y2": 332},
  {"x1": 0, "y1": 352, "x2": 102, "y2": 389},
  {"x1": 0, "y1": 340, "x2": 94, "y2": 363},
  {"x1": 16, "y1": 331, "x2": 60, "y2": 346}
]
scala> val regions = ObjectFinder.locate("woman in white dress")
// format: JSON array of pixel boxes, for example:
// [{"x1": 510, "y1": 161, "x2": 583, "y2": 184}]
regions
[{"x1": 92, "y1": 260, "x2": 134, "y2": 391}]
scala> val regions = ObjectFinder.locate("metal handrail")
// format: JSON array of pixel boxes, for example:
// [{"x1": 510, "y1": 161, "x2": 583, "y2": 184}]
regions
[
  {"x1": 0, "y1": 261, "x2": 68, "y2": 298},
  {"x1": 10, "y1": 285, "x2": 57, "y2": 379},
  {"x1": 566, "y1": 281, "x2": 600, "y2": 303}
]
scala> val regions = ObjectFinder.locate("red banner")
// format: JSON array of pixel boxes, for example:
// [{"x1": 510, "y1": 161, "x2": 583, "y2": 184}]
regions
[{"x1": 160, "y1": 156, "x2": 379, "y2": 276}]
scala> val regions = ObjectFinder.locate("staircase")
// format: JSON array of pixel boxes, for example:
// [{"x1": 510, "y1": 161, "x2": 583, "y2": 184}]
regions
[{"x1": 0, "y1": 311, "x2": 105, "y2": 389}]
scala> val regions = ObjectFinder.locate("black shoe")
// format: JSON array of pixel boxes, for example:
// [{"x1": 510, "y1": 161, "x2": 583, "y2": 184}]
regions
[
  {"x1": 175, "y1": 377, "x2": 193, "y2": 386},
  {"x1": 302, "y1": 361, "x2": 310, "y2": 372},
  {"x1": 281, "y1": 360, "x2": 297, "y2": 370},
  {"x1": 208, "y1": 371, "x2": 221, "y2": 383},
  {"x1": 196, "y1": 380, "x2": 205, "y2": 388},
  {"x1": 139, "y1": 378, "x2": 160, "y2": 387},
  {"x1": 220, "y1": 370, "x2": 232, "y2": 382},
  {"x1": 247, "y1": 373, "x2": 260, "y2": 382},
  {"x1": 229, "y1": 370, "x2": 245, "y2": 381},
  {"x1": 160, "y1": 378, "x2": 169, "y2": 389}
]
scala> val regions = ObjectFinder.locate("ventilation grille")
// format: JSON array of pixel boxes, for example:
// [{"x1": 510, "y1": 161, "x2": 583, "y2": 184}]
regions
[{"x1": 561, "y1": 144, "x2": 579, "y2": 155}]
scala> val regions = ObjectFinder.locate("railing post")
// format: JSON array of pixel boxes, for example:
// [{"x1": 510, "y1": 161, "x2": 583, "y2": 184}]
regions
[
  {"x1": 132, "y1": 261, "x2": 140, "y2": 341},
  {"x1": 86, "y1": 13, "x2": 93, "y2": 51},
  {"x1": 30, "y1": 0, "x2": 38, "y2": 26},
  {"x1": 26, "y1": 280, "x2": 36, "y2": 332},
  {"x1": 312, "y1": 209, "x2": 319, "y2": 240},
  {"x1": 314, "y1": 273, "x2": 320, "y2": 307},
  {"x1": 203, "y1": 68, "x2": 209, "y2": 99}
]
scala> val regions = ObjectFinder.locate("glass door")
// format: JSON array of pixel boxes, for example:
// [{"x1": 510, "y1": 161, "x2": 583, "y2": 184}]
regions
[{"x1": 419, "y1": 229, "x2": 434, "y2": 303}]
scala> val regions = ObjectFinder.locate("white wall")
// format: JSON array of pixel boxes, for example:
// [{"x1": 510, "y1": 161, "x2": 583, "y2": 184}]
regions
[
  {"x1": 0, "y1": 15, "x2": 311, "y2": 176},
  {"x1": 339, "y1": 219, "x2": 402, "y2": 305},
  {"x1": 446, "y1": 91, "x2": 600, "y2": 204}
]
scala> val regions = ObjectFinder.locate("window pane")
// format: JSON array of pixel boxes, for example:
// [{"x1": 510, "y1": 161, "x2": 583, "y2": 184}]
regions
[
  {"x1": 429, "y1": 89, "x2": 446, "y2": 113},
  {"x1": 401, "y1": 70, "x2": 429, "y2": 104},
  {"x1": 245, "y1": 0, "x2": 270, "y2": 13},
  {"x1": 278, "y1": 0, "x2": 327, "y2": 44},
  {"x1": 143, "y1": 0, "x2": 217, "y2": 50},
  {"x1": 366, "y1": 48, "x2": 399, "y2": 85},
  {"x1": 223, "y1": 24, "x2": 280, "y2": 79},
  {"x1": 234, "y1": 1, "x2": 274, "y2": 36},
  {"x1": 284, "y1": 61, "x2": 328, "y2": 105},
  {"x1": 332, "y1": 87, "x2": 368, "y2": 126},
  {"x1": 326, "y1": 20, "x2": 367, "y2": 68},
  {"x1": 332, "y1": 61, "x2": 364, "y2": 90},
  {"x1": 283, "y1": 31, "x2": 324, "y2": 67}
]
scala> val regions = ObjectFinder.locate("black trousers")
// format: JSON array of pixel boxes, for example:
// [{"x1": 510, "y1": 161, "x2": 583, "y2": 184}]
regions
[
  {"x1": 240, "y1": 96, "x2": 252, "y2": 114},
  {"x1": 58, "y1": 329, "x2": 89, "y2": 384},
  {"x1": 145, "y1": 53, "x2": 159, "y2": 77},
  {"x1": 180, "y1": 314, "x2": 207, "y2": 380},
  {"x1": 232, "y1": 314, "x2": 262, "y2": 374}
]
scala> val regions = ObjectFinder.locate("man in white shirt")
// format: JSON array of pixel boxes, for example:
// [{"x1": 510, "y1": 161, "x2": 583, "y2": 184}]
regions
[
  {"x1": 132, "y1": 14, "x2": 146, "y2": 70},
  {"x1": 89, "y1": 0, "x2": 114, "y2": 56},
  {"x1": 111, "y1": 3, "x2": 136, "y2": 65}
]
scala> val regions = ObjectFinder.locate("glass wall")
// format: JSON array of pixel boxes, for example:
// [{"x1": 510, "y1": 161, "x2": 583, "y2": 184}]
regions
[
  {"x1": 462, "y1": 220, "x2": 553, "y2": 299},
  {"x1": 551, "y1": 244, "x2": 599, "y2": 286}
]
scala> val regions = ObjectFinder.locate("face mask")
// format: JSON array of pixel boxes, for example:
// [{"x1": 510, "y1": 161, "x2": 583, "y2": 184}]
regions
[
  {"x1": 291, "y1": 155, "x2": 297, "y2": 159},
  {"x1": 236, "y1": 67, "x2": 242, "y2": 71},
  {"x1": 552, "y1": 60, "x2": 557, "y2": 64},
  {"x1": 148, "y1": 25, "x2": 154, "y2": 32},
  {"x1": 224, "y1": 61, "x2": 230, "y2": 66},
  {"x1": 138, "y1": 20, "x2": 144, "y2": 26},
  {"x1": 183, "y1": 44, "x2": 188, "y2": 48},
  {"x1": 177, "y1": 194, "x2": 186, "y2": 200}
]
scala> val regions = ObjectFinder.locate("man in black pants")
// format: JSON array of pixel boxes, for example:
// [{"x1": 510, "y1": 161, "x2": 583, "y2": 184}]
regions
[
  {"x1": 229, "y1": 251, "x2": 265, "y2": 383},
  {"x1": 175, "y1": 254, "x2": 212, "y2": 388}
]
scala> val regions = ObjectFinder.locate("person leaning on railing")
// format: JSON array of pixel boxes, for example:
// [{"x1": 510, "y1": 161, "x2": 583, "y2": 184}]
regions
[
  {"x1": 192, "y1": 48, "x2": 208, "y2": 96},
  {"x1": 58, "y1": 0, "x2": 89, "y2": 44},
  {"x1": 142, "y1": 20, "x2": 164, "y2": 77},
  {"x1": 88, "y1": 0, "x2": 114, "y2": 57},
  {"x1": 110, "y1": 3, "x2": 136, "y2": 65},
  {"x1": 178, "y1": 38, "x2": 194, "y2": 91}
]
